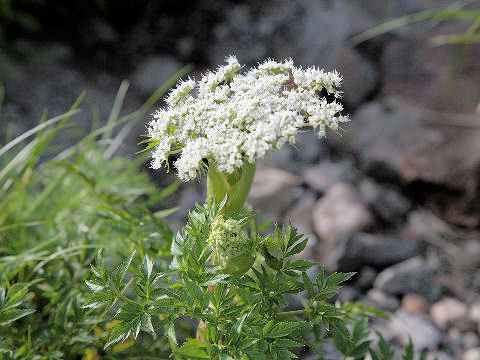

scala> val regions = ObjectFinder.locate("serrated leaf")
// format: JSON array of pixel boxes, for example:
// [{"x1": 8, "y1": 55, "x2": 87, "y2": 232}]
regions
[
  {"x1": 264, "y1": 322, "x2": 304, "y2": 338},
  {"x1": 85, "y1": 280, "x2": 105, "y2": 292},
  {"x1": 175, "y1": 338, "x2": 209, "y2": 359},
  {"x1": 273, "y1": 338, "x2": 302, "y2": 349},
  {"x1": 0, "y1": 309, "x2": 35, "y2": 325},
  {"x1": 326, "y1": 272, "x2": 356, "y2": 287},
  {"x1": 350, "y1": 341, "x2": 372, "y2": 359},
  {"x1": 141, "y1": 313, "x2": 154, "y2": 334},
  {"x1": 286, "y1": 238, "x2": 308, "y2": 257},
  {"x1": 302, "y1": 272, "x2": 315, "y2": 298},
  {"x1": 316, "y1": 267, "x2": 325, "y2": 289},
  {"x1": 104, "y1": 322, "x2": 133, "y2": 349},
  {"x1": 286, "y1": 260, "x2": 316, "y2": 271},
  {"x1": 167, "y1": 323, "x2": 177, "y2": 345},
  {"x1": 112, "y1": 251, "x2": 136, "y2": 289},
  {"x1": 141, "y1": 255, "x2": 153, "y2": 281},
  {"x1": 82, "y1": 291, "x2": 115, "y2": 309},
  {"x1": 202, "y1": 274, "x2": 230, "y2": 286},
  {"x1": 263, "y1": 249, "x2": 282, "y2": 271}
]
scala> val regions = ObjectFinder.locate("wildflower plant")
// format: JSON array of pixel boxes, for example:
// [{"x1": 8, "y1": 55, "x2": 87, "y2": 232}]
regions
[{"x1": 84, "y1": 57, "x2": 422, "y2": 359}]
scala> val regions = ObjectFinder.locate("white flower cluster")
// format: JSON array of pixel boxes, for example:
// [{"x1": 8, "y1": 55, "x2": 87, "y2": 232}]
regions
[{"x1": 147, "y1": 55, "x2": 349, "y2": 181}]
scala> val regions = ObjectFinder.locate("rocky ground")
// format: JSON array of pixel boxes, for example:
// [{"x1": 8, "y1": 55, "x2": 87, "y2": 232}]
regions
[{"x1": 1, "y1": 0, "x2": 479, "y2": 359}]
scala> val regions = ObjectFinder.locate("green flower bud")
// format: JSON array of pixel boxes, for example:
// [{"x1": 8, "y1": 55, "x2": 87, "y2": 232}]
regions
[{"x1": 208, "y1": 216, "x2": 255, "y2": 276}]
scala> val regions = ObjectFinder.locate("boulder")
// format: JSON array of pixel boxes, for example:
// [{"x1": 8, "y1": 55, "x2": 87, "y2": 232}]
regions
[
  {"x1": 374, "y1": 256, "x2": 441, "y2": 302},
  {"x1": 341, "y1": 96, "x2": 480, "y2": 227}
]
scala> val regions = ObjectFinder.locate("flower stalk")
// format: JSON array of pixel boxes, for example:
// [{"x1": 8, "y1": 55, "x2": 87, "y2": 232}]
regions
[{"x1": 206, "y1": 161, "x2": 256, "y2": 216}]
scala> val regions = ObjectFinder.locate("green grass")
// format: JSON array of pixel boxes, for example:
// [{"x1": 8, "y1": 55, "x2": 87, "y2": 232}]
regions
[{"x1": 0, "y1": 68, "x2": 189, "y2": 359}]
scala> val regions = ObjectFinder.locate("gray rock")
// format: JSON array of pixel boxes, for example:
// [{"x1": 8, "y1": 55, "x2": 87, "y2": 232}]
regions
[
  {"x1": 130, "y1": 55, "x2": 182, "y2": 95},
  {"x1": 331, "y1": 44, "x2": 378, "y2": 108},
  {"x1": 359, "y1": 179, "x2": 411, "y2": 225},
  {"x1": 336, "y1": 232, "x2": 419, "y2": 272},
  {"x1": 374, "y1": 256, "x2": 441, "y2": 302},
  {"x1": 469, "y1": 302, "x2": 480, "y2": 323},
  {"x1": 463, "y1": 332, "x2": 480, "y2": 349},
  {"x1": 341, "y1": 97, "x2": 480, "y2": 227},
  {"x1": 463, "y1": 348, "x2": 480, "y2": 360},
  {"x1": 356, "y1": 266, "x2": 378, "y2": 289},
  {"x1": 367, "y1": 288, "x2": 400, "y2": 312},
  {"x1": 312, "y1": 183, "x2": 373, "y2": 243},
  {"x1": 247, "y1": 166, "x2": 301, "y2": 218},
  {"x1": 430, "y1": 298, "x2": 468, "y2": 330},
  {"x1": 389, "y1": 310, "x2": 442, "y2": 350},
  {"x1": 304, "y1": 160, "x2": 356, "y2": 194},
  {"x1": 312, "y1": 183, "x2": 373, "y2": 271}
]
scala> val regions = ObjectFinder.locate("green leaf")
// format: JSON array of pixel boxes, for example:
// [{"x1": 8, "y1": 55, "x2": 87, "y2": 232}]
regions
[
  {"x1": 82, "y1": 291, "x2": 115, "y2": 309},
  {"x1": 263, "y1": 249, "x2": 283, "y2": 271},
  {"x1": 302, "y1": 272, "x2": 315, "y2": 298},
  {"x1": 402, "y1": 338, "x2": 414, "y2": 360},
  {"x1": 202, "y1": 274, "x2": 230, "y2": 286},
  {"x1": 166, "y1": 323, "x2": 177, "y2": 345},
  {"x1": 0, "y1": 338, "x2": 13, "y2": 355},
  {"x1": 326, "y1": 272, "x2": 356, "y2": 287},
  {"x1": 175, "y1": 338, "x2": 209, "y2": 359},
  {"x1": 286, "y1": 238, "x2": 308, "y2": 257},
  {"x1": 141, "y1": 313, "x2": 154, "y2": 334},
  {"x1": 0, "y1": 309, "x2": 35, "y2": 325},
  {"x1": 264, "y1": 322, "x2": 304, "y2": 338},
  {"x1": 141, "y1": 255, "x2": 153, "y2": 281},
  {"x1": 112, "y1": 251, "x2": 136, "y2": 290},
  {"x1": 286, "y1": 260, "x2": 316, "y2": 271}
]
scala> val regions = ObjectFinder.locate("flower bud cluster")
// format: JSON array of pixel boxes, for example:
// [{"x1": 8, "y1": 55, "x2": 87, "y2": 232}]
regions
[
  {"x1": 207, "y1": 216, "x2": 255, "y2": 276},
  {"x1": 148, "y1": 55, "x2": 348, "y2": 181}
]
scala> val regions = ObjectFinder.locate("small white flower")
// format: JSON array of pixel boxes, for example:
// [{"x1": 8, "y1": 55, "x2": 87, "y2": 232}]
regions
[{"x1": 147, "y1": 55, "x2": 348, "y2": 181}]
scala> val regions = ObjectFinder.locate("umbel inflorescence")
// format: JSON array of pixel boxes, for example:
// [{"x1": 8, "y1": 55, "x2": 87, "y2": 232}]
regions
[{"x1": 147, "y1": 56, "x2": 348, "y2": 181}]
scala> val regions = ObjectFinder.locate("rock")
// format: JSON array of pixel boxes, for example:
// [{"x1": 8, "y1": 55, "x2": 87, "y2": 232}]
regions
[
  {"x1": 341, "y1": 96, "x2": 480, "y2": 227},
  {"x1": 429, "y1": 352, "x2": 454, "y2": 360},
  {"x1": 303, "y1": 160, "x2": 356, "y2": 194},
  {"x1": 312, "y1": 183, "x2": 374, "y2": 271},
  {"x1": 356, "y1": 266, "x2": 377, "y2": 289},
  {"x1": 463, "y1": 348, "x2": 480, "y2": 360},
  {"x1": 335, "y1": 232, "x2": 419, "y2": 272},
  {"x1": 367, "y1": 289, "x2": 400, "y2": 312},
  {"x1": 359, "y1": 179, "x2": 411, "y2": 225},
  {"x1": 331, "y1": 44, "x2": 378, "y2": 108},
  {"x1": 463, "y1": 332, "x2": 480, "y2": 349},
  {"x1": 402, "y1": 294, "x2": 429, "y2": 314},
  {"x1": 389, "y1": 310, "x2": 442, "y2": 350},
  {"x1": 461, "y1": 239, "x2": 480, "y2": 269},
  {"x1": 469, "y1": 302, "x2": 480, "y2": 323},
  {"x1": 248, "y1": 166, "x2": 301, "y2": 217},
  {"x1": 430, "y1": 298, "x2": 468, "y2": 329},
  {"x1": 283, "y1": 193, "x2": 318, "y2": 259},
  {"x1": 1, "y1": 52, "x2": 144, "y2": 153},
  {"x1": 374, "y1": 256, "x2": 441, "y2": 302},
  {"x1": 130, "y1": 55, "x2": 182, "y2": 95},
  {"x1": 381, "y1": 33, "x2": 480, "y2": 114},
  {"x1": 312, "y1": 183, "x2": 373, "y2": 243}
]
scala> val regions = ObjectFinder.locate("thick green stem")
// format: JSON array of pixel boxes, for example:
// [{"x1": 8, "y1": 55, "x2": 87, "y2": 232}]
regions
[{"x1": 206, "y1": 161, "x2": 256, "y2": 216}]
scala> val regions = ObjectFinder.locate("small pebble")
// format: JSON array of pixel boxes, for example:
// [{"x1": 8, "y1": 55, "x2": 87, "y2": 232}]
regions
[
  {"x1": 402, "y1": 293, "x2": 429, "y2": 314},
  {"x1": 431, "y1": 298, "x2": 467, "y2": 329},
  {"x1": 463, "y1": 348, "x2": 480, "y2": 360}
]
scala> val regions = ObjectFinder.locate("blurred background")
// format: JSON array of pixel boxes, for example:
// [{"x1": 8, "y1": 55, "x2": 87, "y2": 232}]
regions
[{"x1": 1, "y1": 0, "x2": 480, "y2": 357}]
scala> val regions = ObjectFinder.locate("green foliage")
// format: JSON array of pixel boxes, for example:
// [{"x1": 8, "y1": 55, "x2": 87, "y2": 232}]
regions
[
  {"x1": 85, "y1": 198, "x2": 427, "y2": 359},
  {"x1": 0, "y1": 73, "x2": 188, "y2": 358}
]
